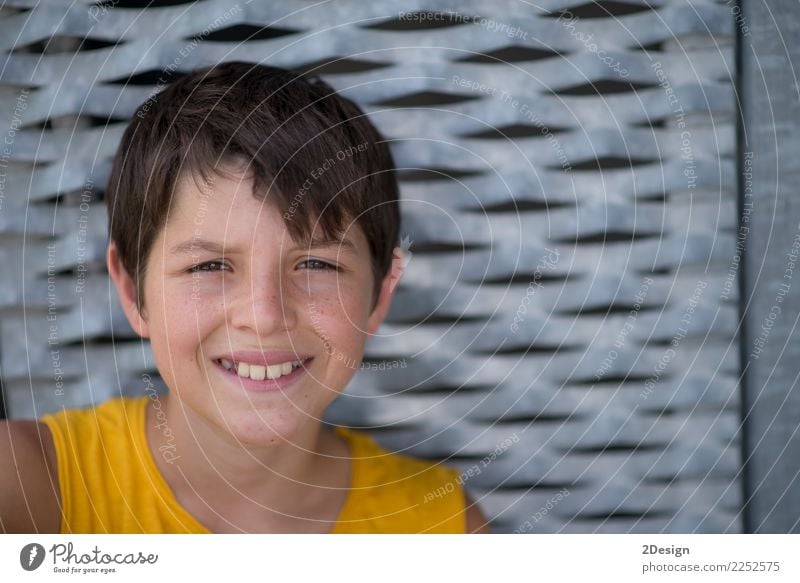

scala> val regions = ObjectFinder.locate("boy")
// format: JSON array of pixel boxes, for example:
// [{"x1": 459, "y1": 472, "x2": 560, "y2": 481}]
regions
[{"x1": 1, "y1": 61, "x2": 490, "y2": 533}]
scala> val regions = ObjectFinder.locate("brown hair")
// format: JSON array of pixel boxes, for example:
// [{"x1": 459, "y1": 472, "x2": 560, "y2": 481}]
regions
[{"x1": 105, "y1": 61, "x2": 400, "y2": 314}]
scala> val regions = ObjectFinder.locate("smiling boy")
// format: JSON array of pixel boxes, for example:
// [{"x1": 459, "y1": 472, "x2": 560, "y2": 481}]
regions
[{"x1": 0, "y1": 61, "x2": 490, "y2": 534}]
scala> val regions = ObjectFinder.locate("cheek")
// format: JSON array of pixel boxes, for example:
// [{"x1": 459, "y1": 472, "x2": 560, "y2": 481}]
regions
[
  {"x1": 148, "y1": 286, "x2": 223, "y2": 394},
  {"x1": 325, "y1": 274, "x2": 374, "y2": 321},
  {"x1": 340, "y1": 288, "x2": 373, "y2": 329},
  {"x1": 304, "y1": 293, "x2": 369, "y2": 356},
  {"x1": 152, "y1": 279, "x2": 222, "y2": 350}
]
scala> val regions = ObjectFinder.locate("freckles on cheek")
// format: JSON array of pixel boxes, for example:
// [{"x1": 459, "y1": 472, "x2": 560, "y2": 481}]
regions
[
  {"x1": 178, "y1": 280, "x2": 226, "y2": 315},
  {"x1": 315, "y1": 278, "x2": 368, "y2": 316},
  {"x1": 341, "y1": 288, "x2": 373, "y2": 328},
  {"x1": 159, "y1": 282, "x2": 222, "y2": 344}
]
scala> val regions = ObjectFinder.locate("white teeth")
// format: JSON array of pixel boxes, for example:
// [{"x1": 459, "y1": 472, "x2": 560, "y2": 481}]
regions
[
  {"x1": 221, "y1": 358, "x2": 309, "y2": 381},
  {"x1": 248, "y1": 364, "x2": 266, "y2": 381},
  {"x1": 266, "y1": 364, "x2": 283, "y2": 380}
]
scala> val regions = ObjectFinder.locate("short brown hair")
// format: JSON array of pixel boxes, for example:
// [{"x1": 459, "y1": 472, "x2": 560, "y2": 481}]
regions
[{"x1": 106, "y1": 61, "x2": 400, "y2": 314}]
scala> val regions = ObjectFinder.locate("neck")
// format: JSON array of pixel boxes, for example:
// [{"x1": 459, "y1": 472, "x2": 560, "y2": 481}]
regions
[{"x1": 144, "y1": 392, "x2": 349, "y2": 531}]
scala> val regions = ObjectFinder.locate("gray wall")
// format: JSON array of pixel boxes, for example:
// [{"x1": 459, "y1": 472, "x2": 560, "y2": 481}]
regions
[{"x1": 0, "y1": 0, "x2": 764, "y2": 532}]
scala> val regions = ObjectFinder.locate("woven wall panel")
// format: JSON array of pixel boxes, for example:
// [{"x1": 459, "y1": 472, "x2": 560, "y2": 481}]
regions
[{"x1": 0, "y1": 0, "x2": 741, "y2": 533}]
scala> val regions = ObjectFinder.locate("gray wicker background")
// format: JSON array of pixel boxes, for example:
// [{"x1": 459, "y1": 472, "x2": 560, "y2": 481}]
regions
[{"x1": 0, "y1": 0, "x2": 747, "y2": 533}]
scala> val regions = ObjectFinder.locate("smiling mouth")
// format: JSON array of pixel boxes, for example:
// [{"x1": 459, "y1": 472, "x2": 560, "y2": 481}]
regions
[{"x1": 213, "y1": 357, "x2": 313, "y2": 382}]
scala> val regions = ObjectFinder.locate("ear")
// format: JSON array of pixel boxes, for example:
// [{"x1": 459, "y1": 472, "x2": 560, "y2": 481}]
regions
[
  {"x1": 366, "y1": 246, "x2": 405, "y2": 336},
  {"x1": 106, "y1": 241, "x2": 150, "y2": 338}
]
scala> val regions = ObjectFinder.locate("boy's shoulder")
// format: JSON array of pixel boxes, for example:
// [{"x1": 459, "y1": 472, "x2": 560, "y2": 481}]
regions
[
  {"x1": 38, "y1": 395, "x2": 148, "y2": 464},
  {"x1": 336, "y1": 426, "x2": 464, "y2": 500},
  {"x1": 0, "y1": 417, "x2": 61, "y2": 532},
  {"x1": 40, "y1": 394, "x2": 146, "y2": 425},
  {"x1": 333, "y1": 426, "x2": 469, "y2": 532},
  {"x1": 337, "y1": 426, "x2": 459, "y2": 479}
]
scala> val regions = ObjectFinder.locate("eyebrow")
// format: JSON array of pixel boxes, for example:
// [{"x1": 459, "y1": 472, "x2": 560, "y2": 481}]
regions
[
  {"x1": 170, "y1": 239, "x2": 229, "y2": 256},
  {"x1": 169, "y1": 237, "x2": 357, "y2": 256}
]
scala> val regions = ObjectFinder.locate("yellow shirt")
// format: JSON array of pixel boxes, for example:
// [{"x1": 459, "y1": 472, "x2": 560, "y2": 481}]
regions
[{"x1": 40, "y1": 395, "x2": 466, "y2": 534}]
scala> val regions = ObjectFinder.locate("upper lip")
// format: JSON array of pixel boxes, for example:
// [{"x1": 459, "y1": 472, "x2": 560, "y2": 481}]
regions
[{"x1": 212, "y1": 350, "x2": 313, "y2": 367}]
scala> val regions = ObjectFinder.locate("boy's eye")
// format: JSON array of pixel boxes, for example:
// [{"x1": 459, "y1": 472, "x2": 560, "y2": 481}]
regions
[
  {"x1": 185, "y1": 259, "x2": 340, "y2": 273},
  {"x1": 298, "y1": 258, "x2": 340, "y2": 272},
  {"x1": 187, "y1": 261, "x2": 229, "y2": 273}
]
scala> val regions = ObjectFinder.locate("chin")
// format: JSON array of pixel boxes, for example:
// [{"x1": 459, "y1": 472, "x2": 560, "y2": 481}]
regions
[{"x1": 218, "y1": 407, "x2": 312, "y2": 447}]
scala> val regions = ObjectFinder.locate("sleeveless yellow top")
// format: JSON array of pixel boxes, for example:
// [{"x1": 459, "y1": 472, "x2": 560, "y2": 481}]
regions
[{"x1": 40, "y1": 396, "x2": 466, "y2": 534}]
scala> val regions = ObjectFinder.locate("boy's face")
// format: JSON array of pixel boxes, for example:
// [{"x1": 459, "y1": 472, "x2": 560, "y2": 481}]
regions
[{"x1": 107, "y1": 161, "x2": 402, "y2": 445}]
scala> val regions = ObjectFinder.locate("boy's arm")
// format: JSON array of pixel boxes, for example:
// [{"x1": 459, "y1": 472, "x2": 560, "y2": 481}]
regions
[
  {"x1": 464, "y1": 491, "x2": 492, "y2": 533},
  {"x1": 0, "y1": 420, "x2": 61, "y2": 533}
]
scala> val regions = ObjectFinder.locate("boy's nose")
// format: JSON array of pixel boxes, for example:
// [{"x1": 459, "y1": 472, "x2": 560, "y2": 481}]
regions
[{"x1": 227, "y1": 276, "x2": 298, "y2": 334}]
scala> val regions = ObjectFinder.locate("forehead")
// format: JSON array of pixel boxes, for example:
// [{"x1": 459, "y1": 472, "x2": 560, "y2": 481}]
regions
[{"x1": 163, "y1": 164, "x2": 365, "y2": 256}]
